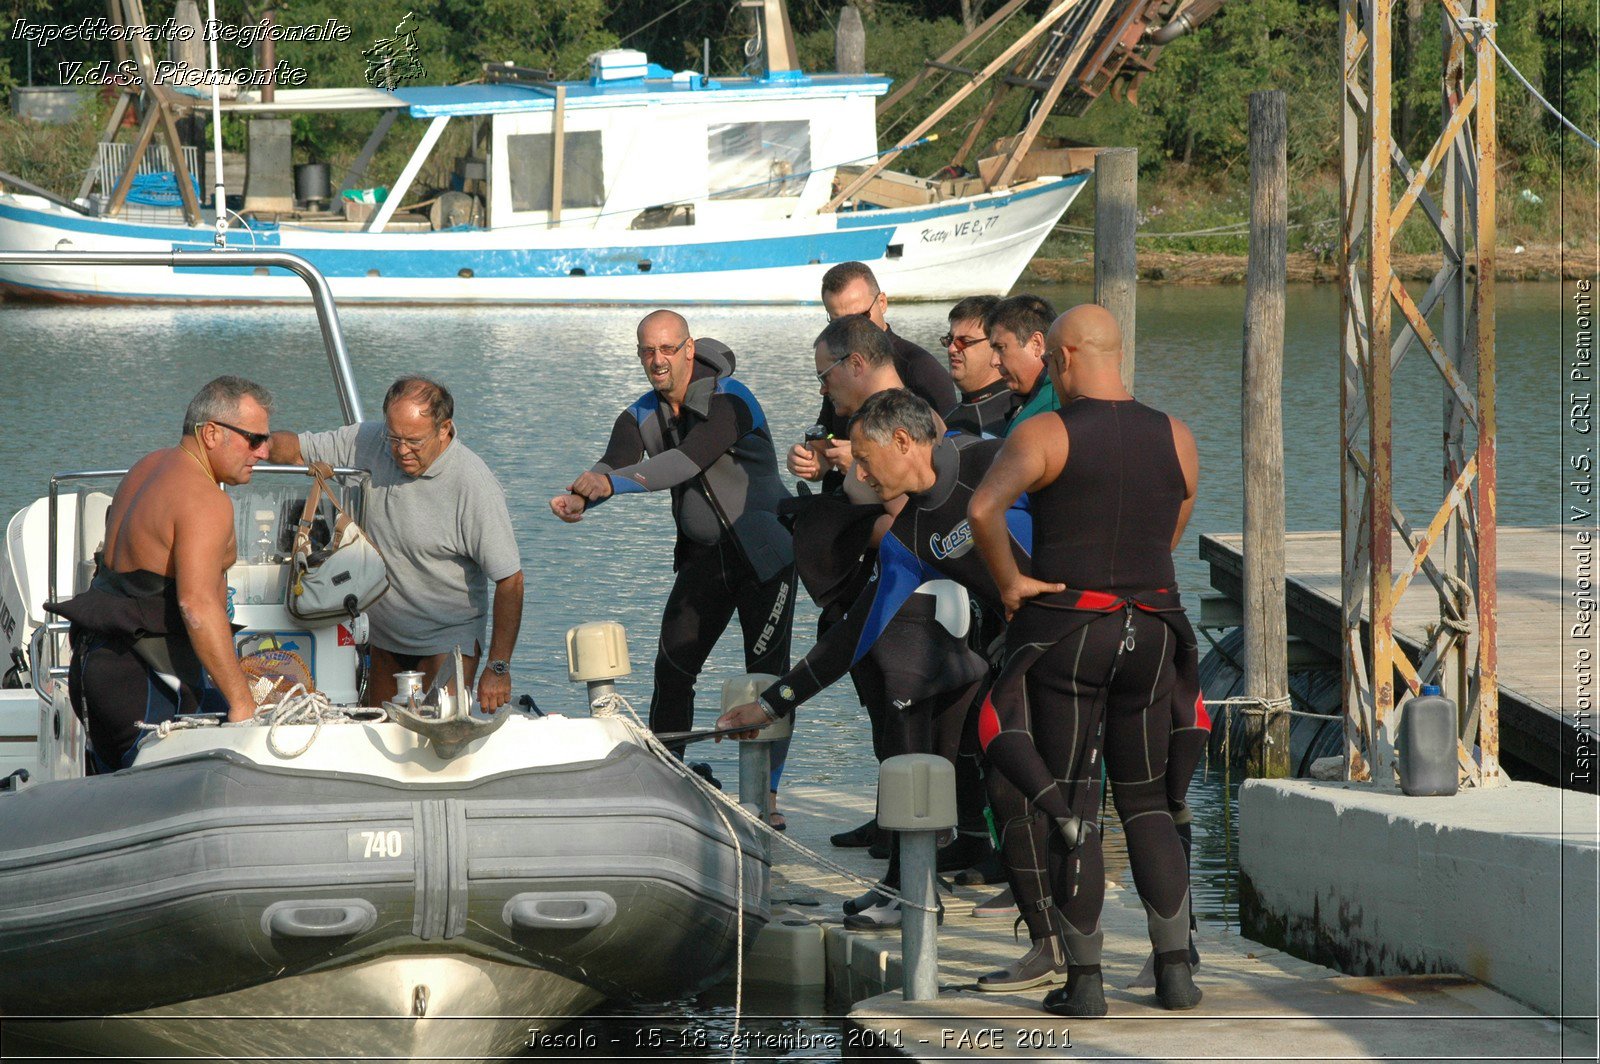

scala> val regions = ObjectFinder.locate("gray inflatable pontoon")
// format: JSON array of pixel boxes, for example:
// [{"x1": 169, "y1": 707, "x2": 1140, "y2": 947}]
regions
[{"x1": 0, "y1": 713, "x2": 770, "y2": 1061}]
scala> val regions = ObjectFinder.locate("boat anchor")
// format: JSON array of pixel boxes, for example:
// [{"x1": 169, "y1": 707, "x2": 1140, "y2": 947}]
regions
[{"x1": 385, "y1": 647, "x2": 509, "y2": 758}]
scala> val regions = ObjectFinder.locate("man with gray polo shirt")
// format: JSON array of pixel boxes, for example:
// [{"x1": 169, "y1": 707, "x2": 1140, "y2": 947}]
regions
[{"x1": 268, "y1": 376, "x2": 524, "y2": 710}]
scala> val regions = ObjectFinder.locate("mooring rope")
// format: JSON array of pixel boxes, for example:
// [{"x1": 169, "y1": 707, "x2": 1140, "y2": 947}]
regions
[
  {"x1": 589, "y1": 692, "x2": 941, "y2": 913},
  {"x1": 135, "y1": 687, "x2": 387, "y2": 759}
]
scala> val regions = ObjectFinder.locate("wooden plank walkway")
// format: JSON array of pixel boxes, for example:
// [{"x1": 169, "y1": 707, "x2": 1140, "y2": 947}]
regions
[
  {"x1": 1200, "y1": 525, "x2": 1585, "y2": 782},
  {"x1": 764, "y1": 784, "x2": 1594, "y2": 1063}
]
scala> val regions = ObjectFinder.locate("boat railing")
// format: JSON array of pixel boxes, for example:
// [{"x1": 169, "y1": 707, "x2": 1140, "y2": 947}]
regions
[
  {"x1": 0, "y1": 251, "x2": 364, "y2": 425},
  {"x1": 0, "y1": 248, "x2": 363, "y2": 691}
]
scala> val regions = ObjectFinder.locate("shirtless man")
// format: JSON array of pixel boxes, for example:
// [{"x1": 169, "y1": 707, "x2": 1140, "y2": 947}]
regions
[{"x1": 51, "y1": 376, "x2": 271, "y2": 771}]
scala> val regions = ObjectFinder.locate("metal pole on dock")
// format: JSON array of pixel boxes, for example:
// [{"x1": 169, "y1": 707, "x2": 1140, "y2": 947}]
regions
[
  {"x1": 1242, "y1": 90, "x2": 1290, "y2": 778},
  {"x1": 878, "y1": 755, "x2": 956, "y2": 1002},
  {"x1": 1094, "y1": 147, "x2": 1137, "y2": 388}
]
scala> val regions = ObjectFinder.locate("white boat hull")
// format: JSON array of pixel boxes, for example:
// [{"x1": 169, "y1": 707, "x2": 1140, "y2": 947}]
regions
[{"x1": 0, "y1": 175, "x2": 1085, "y2": 305}]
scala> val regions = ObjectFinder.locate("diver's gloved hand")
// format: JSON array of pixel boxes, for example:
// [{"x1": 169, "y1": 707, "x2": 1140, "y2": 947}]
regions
[{"x1": 1056, "y1": 815, "x2": 1086, "y2": 850}]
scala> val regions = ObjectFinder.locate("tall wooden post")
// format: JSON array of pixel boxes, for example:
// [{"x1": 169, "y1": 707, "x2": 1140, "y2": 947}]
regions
[
  {"x1": 1093, "y1": 147, "x2": 1137, "y2": 388},
  {"x1": 1242, "y1": 90, "x2": 1290, "y2": 778}
]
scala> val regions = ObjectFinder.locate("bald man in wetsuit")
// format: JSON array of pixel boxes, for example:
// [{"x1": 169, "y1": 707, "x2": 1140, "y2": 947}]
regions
[
  {"x1": 50, "y1": 376, "x2": 271, "y2": 771},
  {"x1": 969, "y1": 304, "x2": 1205, "y2": 1018},
  {"x1": 551, "y1": 310, "x2": 796, "y2": 820}
]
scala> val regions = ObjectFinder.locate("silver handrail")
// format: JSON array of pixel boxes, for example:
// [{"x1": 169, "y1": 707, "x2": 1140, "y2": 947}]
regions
[{"x1": 0, "y1": 250, "x2": 363, "y2": 424}]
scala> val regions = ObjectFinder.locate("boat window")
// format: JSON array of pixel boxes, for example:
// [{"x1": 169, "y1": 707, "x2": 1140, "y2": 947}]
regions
[
  {"x1": 507, "y1": 131, "x2": 604, "y2": 212},
  {"x1": 707, "y1": 120, "x2": 810, "y2": 199}
]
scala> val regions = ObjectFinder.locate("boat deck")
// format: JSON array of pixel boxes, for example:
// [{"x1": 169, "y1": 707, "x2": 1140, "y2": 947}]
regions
[
  {"x1": 766, "y1": 783, "x2": 1593, "y2": 1062},
  {"x1": 1199, "y1": 525, "x2": 1586, "y2": 783}
]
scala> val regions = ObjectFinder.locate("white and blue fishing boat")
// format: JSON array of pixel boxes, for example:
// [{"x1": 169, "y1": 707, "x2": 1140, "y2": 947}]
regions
[{"x1": 0, "y1": 0, "x2": 1095, "y2": 305}]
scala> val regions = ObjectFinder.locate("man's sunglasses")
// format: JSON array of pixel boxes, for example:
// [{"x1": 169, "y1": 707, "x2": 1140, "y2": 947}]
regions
[
  {"x1": 211, "y1": 420, "x2": 270, "y2": 449},
  {"x1": 941, "y1": 332, "x2": 987, "y2": 353}
]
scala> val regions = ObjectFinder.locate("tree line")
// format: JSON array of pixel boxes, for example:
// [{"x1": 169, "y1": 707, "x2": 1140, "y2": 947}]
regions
[{"x1": 2, "y1": 1, "x2": 1593, "y2": 211}]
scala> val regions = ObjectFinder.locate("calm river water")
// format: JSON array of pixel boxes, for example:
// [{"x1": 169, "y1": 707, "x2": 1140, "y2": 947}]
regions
[{"x1": 0, "y1": 281, "x2": 1569, "y2": 1057}]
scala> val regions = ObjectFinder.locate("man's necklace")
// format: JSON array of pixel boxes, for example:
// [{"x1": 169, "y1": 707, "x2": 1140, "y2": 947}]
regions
[{"x1": 184, "y1": 441, "x2": 219, "y2": 487}]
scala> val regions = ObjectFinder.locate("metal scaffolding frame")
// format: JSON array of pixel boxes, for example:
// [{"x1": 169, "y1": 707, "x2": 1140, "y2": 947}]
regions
[{"x1": 1339, "y1": 0, "x2": 1500, "y2": 785}]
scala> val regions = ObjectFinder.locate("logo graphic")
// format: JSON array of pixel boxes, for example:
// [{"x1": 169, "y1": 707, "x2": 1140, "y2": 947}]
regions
[
  {"x1": 928, "y1": 520, "x2": 974, "y2": 561},
  {"x1": 363, "y1": 12, "x2": 425, "y2": 90},
  {"x1": 338, "y1": 623, "x2": 355, "y2": 647}
]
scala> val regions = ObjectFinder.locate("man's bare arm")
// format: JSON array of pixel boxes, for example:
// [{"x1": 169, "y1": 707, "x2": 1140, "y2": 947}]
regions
[
  {"x1": 476, "y1": 571, "x2": 524, "y2": 711},
  {"x1": 267, "y1": 431, "x2": 304, "y2": 465},
  {"x1": 173, "y1": 492, "x2": 256, "y2": 719},
  {"x1": 1169, "y1": 415, "x2": 1199, "y2": 550}
]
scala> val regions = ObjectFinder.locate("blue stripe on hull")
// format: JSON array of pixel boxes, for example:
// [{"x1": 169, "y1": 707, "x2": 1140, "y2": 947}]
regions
[{"x1": 168, "y1": 227, "x2": 894, "y2": 279}]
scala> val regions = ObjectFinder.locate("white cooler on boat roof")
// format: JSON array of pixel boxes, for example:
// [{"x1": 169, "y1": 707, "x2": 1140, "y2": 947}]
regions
[{"x1": 589, "y1": 49, "x2": 648, "y2": 81}]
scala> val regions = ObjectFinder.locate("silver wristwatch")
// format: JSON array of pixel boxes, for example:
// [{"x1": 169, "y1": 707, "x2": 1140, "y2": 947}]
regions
[{"x1": 486, "y1": 659, "x2": 510, "y2": 676}]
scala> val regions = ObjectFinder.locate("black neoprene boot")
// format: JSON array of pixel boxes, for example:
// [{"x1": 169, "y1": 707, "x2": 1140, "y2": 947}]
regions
[
  {"x1": 1041, "y1": 966, "x2": 1106, "y2": 1017},
  {"x1": 831, "y1": 816, "x2": 880, "y2": 848},
  {"x1": 1154, "y1": 950, "x2": 1203, "y2": 1010},
  {"x1": 936, "y1": 831, "x2": 994, "y2": 873}
]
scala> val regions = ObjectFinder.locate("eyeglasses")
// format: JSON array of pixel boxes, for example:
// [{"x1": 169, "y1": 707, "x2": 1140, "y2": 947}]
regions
[
  {"x1": 211, "y1": 420, "x2": 270, "y2": 449},
  {"x1": 637, "y1": 338, "x2": 690, "y2": 359},
  {"x1": 941, "y1": 332, "x2": 988, "y2": 353},
  {"x1": 815, "y1": 353, "x2": 852, "y2": 384},
  {"x1": 385, "y1": 429, "x2": 437, "y2": 451}
]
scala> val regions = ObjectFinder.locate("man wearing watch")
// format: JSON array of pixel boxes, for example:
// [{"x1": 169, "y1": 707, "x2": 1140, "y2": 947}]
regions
[{"x1": 268, "y1": 376, "x2": 524, "y2": 710}]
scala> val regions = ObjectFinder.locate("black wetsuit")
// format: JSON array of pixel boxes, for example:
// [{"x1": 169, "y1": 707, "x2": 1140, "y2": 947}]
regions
[
  {"x1": 49, "y1": 560, "x2": 224, "y2": 772},
  {"x1": 946, "y1": 379, "x2": 1021, "y2": 437},
  {"x1": 977, "y1": 398, "x2": 1208, "y2": 963},
  {"x1": 765, "y1": 435, "x2": 1055, "y2": 921},
  {"x1": 807, "y1": 328, "x2": 960, "y2": 777},
  {"x1": 588, "y1": 341, "x2": 796, "y2": 774}
]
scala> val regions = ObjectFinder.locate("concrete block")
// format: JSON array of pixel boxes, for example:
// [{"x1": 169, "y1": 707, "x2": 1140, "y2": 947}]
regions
[
  {"x1": 1240, "y1": 778, "x2": 1598, "y2": 1028},
  {"x1": 743, "y1": 917, "x2": 825, "y2": 987},
  {"x1": 12, "y1": 87, "x2": 86, "y2": 124}
]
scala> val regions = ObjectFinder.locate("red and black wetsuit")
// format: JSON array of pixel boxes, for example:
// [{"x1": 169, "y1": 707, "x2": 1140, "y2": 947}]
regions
[{"x1": 978, "y1": 397, "x2": 1209, "y2": 963}]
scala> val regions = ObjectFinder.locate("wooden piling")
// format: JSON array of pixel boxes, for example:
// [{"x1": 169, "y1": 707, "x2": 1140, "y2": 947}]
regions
[
  {"x1": 835, "y1": 6, "x2": 866, "y2": 75},
  {"x1": 1093, "y1": 147, "x2": 1137, "y2": 388},
  {"x1": 1242, "y1": 90, "x2": 1290, "y2": 777}
]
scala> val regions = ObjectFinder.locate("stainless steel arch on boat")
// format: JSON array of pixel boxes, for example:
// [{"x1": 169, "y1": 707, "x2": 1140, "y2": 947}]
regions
[{"x1": 0, "y1": 250, "x2": 363, "y2": 423}]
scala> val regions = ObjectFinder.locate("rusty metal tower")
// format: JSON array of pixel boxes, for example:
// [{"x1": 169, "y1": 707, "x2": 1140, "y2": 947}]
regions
[{"x1": 1339, "y1": 0, "x2": 1499, "y2": 785}]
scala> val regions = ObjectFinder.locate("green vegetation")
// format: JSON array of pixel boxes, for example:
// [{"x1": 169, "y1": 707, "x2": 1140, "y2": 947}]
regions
[{"x1": 1, "y1": 0, "x2": 1593, "y2": 254}]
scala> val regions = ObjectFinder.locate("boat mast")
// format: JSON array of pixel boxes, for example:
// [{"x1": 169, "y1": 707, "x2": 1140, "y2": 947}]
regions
[{"x1": 743, "y1": 0, "x2": 800, "y2": 77}]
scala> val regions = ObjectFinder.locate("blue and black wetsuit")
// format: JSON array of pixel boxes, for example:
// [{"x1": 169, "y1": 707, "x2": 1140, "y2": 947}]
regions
[
  {"x1": 947, "y1": 379, "x2": 1021, "y2": 437},
  {"x1": 977, "y1": 398, "x2": 1208, "y2": 965},
  {"x1": 764, "y1": 434, "x2": 1058, "y2": 922},
  {"x1": 587, "y1": 341, "x2": 796, "y2": 774}
]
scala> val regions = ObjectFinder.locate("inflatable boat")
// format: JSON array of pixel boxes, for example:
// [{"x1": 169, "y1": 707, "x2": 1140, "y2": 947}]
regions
[{"x1": 0, "y1": 253, "x2": 769, "y2": 1060}]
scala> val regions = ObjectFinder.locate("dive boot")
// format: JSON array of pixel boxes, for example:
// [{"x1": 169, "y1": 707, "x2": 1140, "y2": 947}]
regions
[
  {"x1": 1155, "y1": 951, "x2": 1203, "y2": 1010},
  {"x1": 977, "y1": 936, "x2": 1070, "y2": 992},
  {"x1": 1041, "y1": 967, "x2": 1107, "y2": 1017},
  {"x1": 830, "y1": 816, "x2": 880, "y2": 848}
]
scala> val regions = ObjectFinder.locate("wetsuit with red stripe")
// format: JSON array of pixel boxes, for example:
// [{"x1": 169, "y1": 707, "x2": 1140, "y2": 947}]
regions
[{"x1": 977, "y1": 397, "x2": 1207, "y2": 963}]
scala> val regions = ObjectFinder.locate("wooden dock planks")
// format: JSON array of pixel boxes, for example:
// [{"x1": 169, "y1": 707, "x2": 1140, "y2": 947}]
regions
[{"x1": 1200, "y1": 525, "x2": 1582, "y2": 781}]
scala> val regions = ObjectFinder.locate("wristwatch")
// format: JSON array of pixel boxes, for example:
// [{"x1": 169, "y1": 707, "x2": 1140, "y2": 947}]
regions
[{"x1": 486, "y1": 659, "x2": 510, "y2": 676}]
